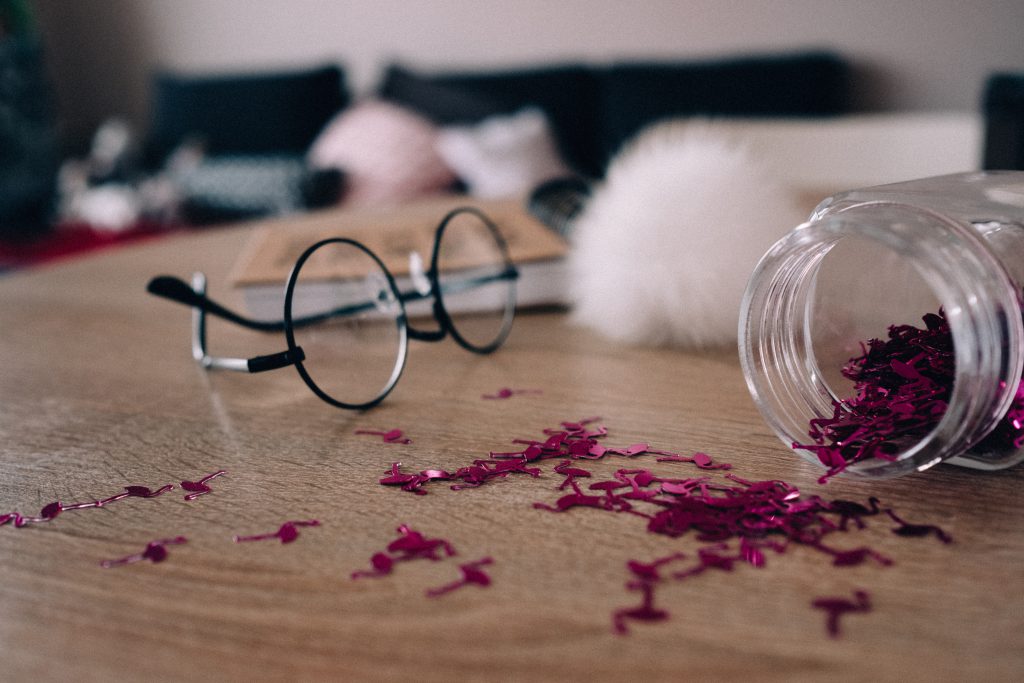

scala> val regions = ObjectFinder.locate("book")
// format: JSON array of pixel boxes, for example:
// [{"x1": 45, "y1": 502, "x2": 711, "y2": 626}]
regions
[{"x1": 229, "y1": 197, "x2": 570, "y2": 320}]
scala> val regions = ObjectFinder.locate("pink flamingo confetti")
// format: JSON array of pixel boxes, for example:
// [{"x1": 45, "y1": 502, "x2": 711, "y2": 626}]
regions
[
  {"x1": 351, "y1": 524, "x2": 457, "y2": 579},
  {"x1": 790, "y1": 309, "x2": 1024, "y2": 482},
  {"x1": 812, "y1": 590, "x2": 872, "y2": 638},
  {"x1": 100, "y1": 536, "x2": 188, "y2": 568},
  {"x1": 375, "y1": 416, "x2": 952, "y2": 637},
  {"x1": 612, "y1": 552, "x2": 685, "y2": 634},
  {"x1": 2, "y1": 482, "x2": 175, "y2": 529},
  {"x1": 886, "y1": 509, "x2": 954, "y2": 544},
  {"x1": 355, "y1": 429, "x2": 412, "y2": 444},
  {"x1": 181, "y1": 470, "x2": 227, "y2": 501},
  {"x1": 352, "y1": 526, "x2": 494, "y2": 598},
  {"x1": 233, "y1": 519, "x2": 321, "y2": 544},
  {"x1": 426, "y1": 557, "x2": 494, "y2": 597},
  {"x1": 379, "y1": 417, "x2": 731, "y2": 496},
  {"x1": 481, "y1": 387, "x2": 542, "y2": 400}
]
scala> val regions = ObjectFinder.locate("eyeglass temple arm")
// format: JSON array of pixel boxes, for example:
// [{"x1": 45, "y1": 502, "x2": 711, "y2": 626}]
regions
[
  {"x1": 147, "y1": 274, "x2": 303, "y2": 373},
  {"x1": 147, "y1": 275, "x2": 285, "y2": 332},
  {"x1": 148, "y1": 274, "x2": 397, "y2": 331}
]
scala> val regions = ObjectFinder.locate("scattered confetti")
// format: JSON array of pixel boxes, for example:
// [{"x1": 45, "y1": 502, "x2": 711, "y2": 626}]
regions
[
  {"x1": 355, "y1": 429, "x2": 412, "y2": 444},
  {"x1": 426, "y1": 557, "x2": 494, "y2": 597},
  {"x1": 351, "y1": 524, "x2": 456, "y2": 579},
  {"x1": 233, "y1": 520, "x2": 321, "y2": 544},
  {"x1": 181, "y1": 470, "x2": 227, "y2": 501},
  {"x1": 374, "y1": 417, "x2": 952, "y2": 637},
  {"x1": 481, "y1": 388, "x2": 542, "y2": 400},
  {"x1": 2, "y1": 482, "x2": 175, "y2": 529},
  {"x1": 812, "y1": 590, "x2": 872, "y2": 638},
  {"x1": 100, "y1": 536, "x2": 187, "y2": 568},
  {"x1": 379, "y1": 418, "x2": 728, "y2": 495}
]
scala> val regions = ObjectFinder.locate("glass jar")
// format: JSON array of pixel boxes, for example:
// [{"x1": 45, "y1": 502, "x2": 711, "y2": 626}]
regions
[{"x1": 739, "y1": 172, "x2": 1024, "y2": 479}]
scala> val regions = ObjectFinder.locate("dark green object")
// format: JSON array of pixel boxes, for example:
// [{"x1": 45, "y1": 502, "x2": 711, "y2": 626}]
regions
[
  {"x1": 984, "y1": 73, "x2": 1024, "y2": 170},
  {"x1": 1, "y1": 0, "x2": 58, "y2": 238}
]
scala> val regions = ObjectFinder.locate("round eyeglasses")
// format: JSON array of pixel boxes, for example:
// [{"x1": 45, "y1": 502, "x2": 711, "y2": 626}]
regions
[{"x1": 147, "y1": 207, "x2": 518, "y2": 409}]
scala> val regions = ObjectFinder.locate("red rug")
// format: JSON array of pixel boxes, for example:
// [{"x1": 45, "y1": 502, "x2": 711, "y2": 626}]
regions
[{"x1": 0, "y1": 221, "x2": 182, "y2": 272}]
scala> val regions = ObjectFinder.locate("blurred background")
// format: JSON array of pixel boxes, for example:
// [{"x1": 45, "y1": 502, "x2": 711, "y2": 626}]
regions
[
  {"x1": 3, "y1": 0, "x2": 1024, "y2": 262},
  {"x1": 32, "y1": 0, "x2": 1023, "y2": 147}
]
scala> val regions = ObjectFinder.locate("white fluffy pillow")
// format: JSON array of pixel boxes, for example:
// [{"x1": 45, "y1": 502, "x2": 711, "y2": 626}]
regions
[
  {"x1": 568, "y1": 120, "x2": 806, "y2": 349},
  {"x1": 436, "y1": 107, "x2": 570, "y2": 199}
]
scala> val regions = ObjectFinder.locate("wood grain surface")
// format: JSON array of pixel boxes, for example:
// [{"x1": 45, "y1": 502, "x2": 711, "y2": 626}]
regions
[{"x1": 1, "y1": 215, "x2": 1023, "y2": 682}]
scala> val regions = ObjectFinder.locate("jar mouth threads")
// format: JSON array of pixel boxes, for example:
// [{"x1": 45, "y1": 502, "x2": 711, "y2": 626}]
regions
[{"x1": 740, "y1": 199, "x2": 1024, "y2": 480}]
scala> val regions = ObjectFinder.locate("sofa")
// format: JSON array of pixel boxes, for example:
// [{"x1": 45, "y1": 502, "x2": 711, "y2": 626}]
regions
[{"x1": 138, "y1": 50, "x2": 851, "y2": 222}]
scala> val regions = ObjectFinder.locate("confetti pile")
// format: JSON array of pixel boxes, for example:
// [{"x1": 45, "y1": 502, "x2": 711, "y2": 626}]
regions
[{"x1": 797, "y1": 309, "x2": 1024, "y2": 482}]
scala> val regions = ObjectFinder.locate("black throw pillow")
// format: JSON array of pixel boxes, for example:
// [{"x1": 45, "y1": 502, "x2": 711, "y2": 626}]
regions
[{"x1": 146, "y1": 64, "x2": 349, "y2": 165}]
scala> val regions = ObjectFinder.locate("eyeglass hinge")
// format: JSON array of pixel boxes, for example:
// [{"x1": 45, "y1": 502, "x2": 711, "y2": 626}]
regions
[{"x1": 247, "y1": 347, "x2": 306, "y2": 373}]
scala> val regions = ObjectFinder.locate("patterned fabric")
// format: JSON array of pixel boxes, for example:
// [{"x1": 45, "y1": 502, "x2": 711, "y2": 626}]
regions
[
  {"x1": 307, "y1": 99, "x2": 457, "y2": 205},
  {"x1": 178, "y1": 155, "x2": 308, "y2": 216}
]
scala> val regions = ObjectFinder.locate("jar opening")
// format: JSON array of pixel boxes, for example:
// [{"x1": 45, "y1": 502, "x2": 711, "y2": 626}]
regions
[{"x1": 740, "y1": 201, "x2": 1024, "y2": 480}]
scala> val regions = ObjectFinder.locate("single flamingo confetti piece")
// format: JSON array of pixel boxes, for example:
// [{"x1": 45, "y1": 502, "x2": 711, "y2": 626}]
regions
[
  {"x1": 826, "y1": 497, "x2": 882, "y2": 531},
  {"x1": 481, "y1": 388, "x2": 542, "y2": 400},
  {"x1": 813, "y1": 543, "x2": 894, "y2": 568},
  {"x1": 100, "y1": 536, "x2": 187, "y2": 568},
  {"x1": 812, "y1": 590, "x2": 872, "y2": 638},
  {"x1": 233, "y1": 520, "x2": 321, "y2": 544},
  {"x1": 885, "y1": 509, "x2": 953, "y2": 544},
  {"x1": 386, "y1": 524, "x2": 456, "y2": 561},
  {"x1": 355, "y1": 429, "x2": 412, "y2": 444},
  {"x1": 181, "y1": 470, "x2": 227, "y2": 501},
  {"x1": 2, "y1": 480, "x2": 177, "y2": 529},
  {"x1": 426, "y1": 557, "x2": 494, "y2": 597},
  {"x1": 351, "y1": 525, "x2": 459, "y2": 580},
  {"x1": 626, "y1": 552, "x2": 687, "y2": 581},
  {"x1": 613, "y1": 580, "x2": 671, "y2": 635}
]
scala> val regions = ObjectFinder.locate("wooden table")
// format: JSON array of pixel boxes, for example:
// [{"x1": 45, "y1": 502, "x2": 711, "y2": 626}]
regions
[{"x1": 2, "y1": 216, "x2": 1023, "y2": 682}]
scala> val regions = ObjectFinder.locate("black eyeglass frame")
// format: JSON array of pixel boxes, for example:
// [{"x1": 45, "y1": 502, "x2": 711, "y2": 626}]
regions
[{"x1": 147, "y1": 206, "x2": 518, "y2": 410}]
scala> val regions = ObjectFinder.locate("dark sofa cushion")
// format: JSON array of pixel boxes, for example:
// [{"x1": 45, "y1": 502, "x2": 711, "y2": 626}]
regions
[
  {"x1": 378, "y1": 64, "x2": 505, "y2": 124},
  {"x1": 379, "y1": 63, "x2": 602, "y2": 177},
  {"x1": 146, "y1": 65, "x2": 348, "y2": 164},
  {"x1": 598, "y1": 51, "x2": 850, "y2": 164},
  {"x1": 0, "y1": 32, "x2": 57, "y2": 237},
  {"x1": 983, "y1": 73, "x2": 1024, "y2": 170}
]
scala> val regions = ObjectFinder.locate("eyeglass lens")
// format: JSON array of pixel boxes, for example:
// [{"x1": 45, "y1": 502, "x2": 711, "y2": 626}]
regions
[
  {"x1": 286, "y1": 239, "x2": 406, "y2": 407},
  {"x1": 434, "y1": 209, "x2": 516, "y2": 352}
]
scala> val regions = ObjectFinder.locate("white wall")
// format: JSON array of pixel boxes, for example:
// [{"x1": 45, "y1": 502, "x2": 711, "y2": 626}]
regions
[{"x1": 32, "y1": 0, "x2": 1024, "y2": 147}]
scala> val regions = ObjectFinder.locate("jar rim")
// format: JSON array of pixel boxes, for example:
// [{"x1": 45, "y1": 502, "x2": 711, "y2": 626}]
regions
[{"x1": 739, "y1": 200, "x2": 1024, "y2": 479}]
